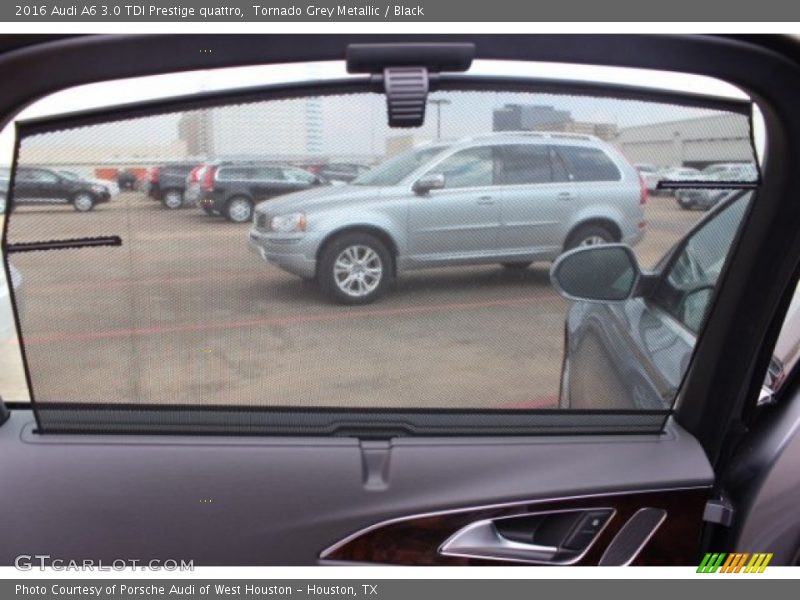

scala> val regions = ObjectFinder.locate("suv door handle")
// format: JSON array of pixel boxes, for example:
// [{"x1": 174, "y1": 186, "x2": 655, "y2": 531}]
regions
[
  {"x1": 557, "y1": 191, "x2": 574, "y2": 201},
  {"x1": 439, "y1": 508, "x2": 614, "y2": 565},
  {"x1": 476, "y1": 196, "x2": 495, "y2": 205}
]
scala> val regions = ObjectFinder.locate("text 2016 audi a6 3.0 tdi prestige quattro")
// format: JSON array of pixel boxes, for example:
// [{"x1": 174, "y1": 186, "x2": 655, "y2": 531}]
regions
[{"x1": 249, "y1": 132, "x2": 647, "y2": 304}]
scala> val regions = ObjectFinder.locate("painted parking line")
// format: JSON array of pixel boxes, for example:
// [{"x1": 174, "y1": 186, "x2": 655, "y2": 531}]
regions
[
  {"x1": 23, "y1": 269, "x2": 269, "y2": 294},
  {"x1": 19, "y1": 294, "x2": 561, "y2": 345}
]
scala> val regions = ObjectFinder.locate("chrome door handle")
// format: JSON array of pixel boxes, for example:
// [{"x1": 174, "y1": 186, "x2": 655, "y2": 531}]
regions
[
  {"x1": 476, "y1": 196, "x2": 495, "y2": 205},
  {"x1": 557, "y1": 191, "x2": 574, "y2": 200},
  {"x1": 439, "y1": 508, "x2": 614, "y2": 565},
  {"x1": 439, "y1": 519, "x2": 558, "y2": 563}
]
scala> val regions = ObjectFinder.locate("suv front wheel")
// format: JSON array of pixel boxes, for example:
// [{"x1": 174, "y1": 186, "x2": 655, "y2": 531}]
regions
[{"x1": 319, "y1": 232, "x2": 392, "y2": 305}]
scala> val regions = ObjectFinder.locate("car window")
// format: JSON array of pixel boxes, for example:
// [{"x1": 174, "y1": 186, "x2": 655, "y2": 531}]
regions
[
  {"x1": 283, "y1": 168, "x2": 316, "y2": 183},
  {"x1": 496, "y1": 144, "x2": 553, "y2": 185},
  {"x1": 433, "y1": 147, "x2": 494, "y2": 188},
  {"x1": 218, "y1": 167, "x2": 253, "y2": 180},
  {"x1": 652, "y1": 194, "x2": 749, "y2": 333},
  {"x1": 0, "y1": 68, "x2": 761, "y2": 435},
  {"x1": 556, "y1": 146, "x2": 620, "y2": 182},
  {"x1": 19, "y1": 169, "x2": 58, "y2": 183},
  {"x1": 251, "y1": 166, "x2": 283, "y2": 180},
  {"x1": 352, "y1": 145, "x2": 446, "y2": 187}
]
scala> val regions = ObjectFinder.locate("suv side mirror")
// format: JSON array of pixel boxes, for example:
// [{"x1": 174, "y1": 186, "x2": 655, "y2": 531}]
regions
[
  {"x1": 413, "y1": 173, "x2": 445, "y2": 195},
  {"x1": 550, "y1": 244, "x2": 641, "y2": 302}
]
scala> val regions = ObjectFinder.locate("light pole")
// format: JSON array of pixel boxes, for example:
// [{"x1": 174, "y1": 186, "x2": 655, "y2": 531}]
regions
[{"x1": 429, "y1": 98, "x2": 451, "y2": 141}]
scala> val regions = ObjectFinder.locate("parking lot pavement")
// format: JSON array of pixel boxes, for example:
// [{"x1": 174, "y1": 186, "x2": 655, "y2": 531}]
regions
[{"x1": 0, "y1": 193, "x2": 701, "y2": 409}]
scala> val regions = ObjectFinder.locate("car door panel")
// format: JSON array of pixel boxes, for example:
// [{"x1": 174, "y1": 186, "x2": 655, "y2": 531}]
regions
[
  {"x1": 568, "y1": 301, "x2": 690, "y2": 411},
  {"x1": 37, "y1": 172, "x2": 66, "y2": 204},
  {"x1": 406, "y1": 146, "x2": 502, "y2": 264},
  {"x1": 0, "y1": 410, "x2": 712, "y2": 566},
  {"x1": 500, "y1": 183, "x2": 574, "y2": 258},
  {"x1": 11, "y1": 171, "x2": 37, "y2": 203},
  {"x1": 407, "y1": 186, "x2": 501, "y2": 264},
  {"x1": 14, "y1": 169, "x2": 61, "y2": 205},
  {"x1": 497, "y1": 145, "x2": 574, "y2": 258}
]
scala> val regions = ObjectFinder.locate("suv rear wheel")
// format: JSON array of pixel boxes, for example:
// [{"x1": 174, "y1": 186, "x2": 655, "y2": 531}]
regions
[
  {"x1": 162, "y1": 189, "x2": 183, "y2": 209},
  {"x1": 564, "y1": 224, "x2": 616, "y2": 250},
  {"x1": 72, "y1": 193, "x2": 95, "y2": 212},
  {"x1": 319, "y1": 232, "x2": 392, "y2": 305},
  {"x1": 225, "y1": 196, "x2": 253, "y2": 223}
]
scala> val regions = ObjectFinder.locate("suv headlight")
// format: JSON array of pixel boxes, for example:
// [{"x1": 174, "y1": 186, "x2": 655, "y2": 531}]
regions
[
  {"x1": 271, "y1": 212, "x2": 306, "y2": 232},
  {"x1": 91, "y1": 184, "x2": 107, "y2": 194}
]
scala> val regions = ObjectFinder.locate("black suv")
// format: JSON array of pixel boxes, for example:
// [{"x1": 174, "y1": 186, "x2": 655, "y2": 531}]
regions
[
  {"x1": 199, "y1": 162, "x2": 326, "y2": 222},
  {"x1": 147, "y1": 163, "x2": 198, "y2": 209},
  {"x1": 9, "y1": 167, "x2": 111, "y2": 212}
]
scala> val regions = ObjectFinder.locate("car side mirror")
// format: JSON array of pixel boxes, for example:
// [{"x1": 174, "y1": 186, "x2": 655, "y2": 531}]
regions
[
  {"x1": 413, "y1": 173, "x2": 445, "y2": 195},
  {"x1": 550, "y1": 244, "x2": 641, "y2": 302}
]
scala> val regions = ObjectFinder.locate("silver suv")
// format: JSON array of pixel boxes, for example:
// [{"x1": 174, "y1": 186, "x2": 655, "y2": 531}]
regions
[{"x1": 249, "y1": 132, "x2": 647, "y2": 304}]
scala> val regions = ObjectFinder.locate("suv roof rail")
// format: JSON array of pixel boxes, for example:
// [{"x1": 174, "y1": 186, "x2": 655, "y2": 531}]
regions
[
  {"x1": 462, "y1": 131, "x2": 599, "y2": 143},
  {"x1": 546, "y1": 132, "x2": 597, "y2": 141}
]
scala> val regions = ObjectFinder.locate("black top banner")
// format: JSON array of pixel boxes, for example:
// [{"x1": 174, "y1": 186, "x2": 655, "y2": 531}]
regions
[{"x1": 4, "y1": 0, "x2": 800, "y2": 21}]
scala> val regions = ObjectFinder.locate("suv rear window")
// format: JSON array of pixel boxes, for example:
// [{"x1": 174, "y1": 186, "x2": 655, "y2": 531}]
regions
[{"x1": 557, "y1": 146, "x2": 621, "y2": 182}]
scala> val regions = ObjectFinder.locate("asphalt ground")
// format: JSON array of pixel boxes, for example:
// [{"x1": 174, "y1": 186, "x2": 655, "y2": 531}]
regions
[{"x1": 0, "y1": 192, "x2": 702, "y2": 408}]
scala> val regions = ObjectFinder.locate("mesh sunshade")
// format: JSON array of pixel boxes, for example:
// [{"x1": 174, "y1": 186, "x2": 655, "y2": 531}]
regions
[{"x1": 2, "y1": 79, "x2": 759, "y2": 435}]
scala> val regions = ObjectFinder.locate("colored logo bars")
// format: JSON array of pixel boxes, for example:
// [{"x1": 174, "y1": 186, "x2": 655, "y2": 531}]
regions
[{"x1": 697, "y1": 553, "x2": 773, "y2": 573}]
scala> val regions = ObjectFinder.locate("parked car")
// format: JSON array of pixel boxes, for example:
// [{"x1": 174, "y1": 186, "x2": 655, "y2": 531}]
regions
[
  {"x1": 147, "y1": 163, "x2": 198, "y2": 209},
  {"x1": 658, "y1": 166, "x2": 701, "y2": 191},
  {"x1": 57, "y1": 170, "x2": 119, "y2": 197},
  {"x1": 318, "y1": 162, "x2": 370, "y2": 184},
  {"x1": 117, "y1": 169, "x2": 140, "y2": 191},
  {"x1": 250, "y1": 132, "x2": 647, "y2": 304},
  {"x1": 553, "y1": 191, "x2": 750, "y2": 409},
  {"x1": 701, "y1": 162, "x2": 758, "y2": 182},
  {"x1": 634, "y1": 163, "x2": 661, "y2": 193},
  {"x1": 659, "y1": 166, "x2": 702, "y2": 181},
  {"x1": 183, "y1": 164, "x2": 207, "y2": 210},
  {"x1": 675, "y1": 188, "x2": 730, "y2": 210},
  {"x1": 675, "y1": 163, "x2": 757, "y2": 210},
  {"x1": 8, "y1": 167, "x2": 110, "y2": 212},
  {"x1": 0, "y1": 264, "x2": 22, "y2": 344},
  {"x1": 200, "y1": 162, "x2": 326, "y2": 223}
]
